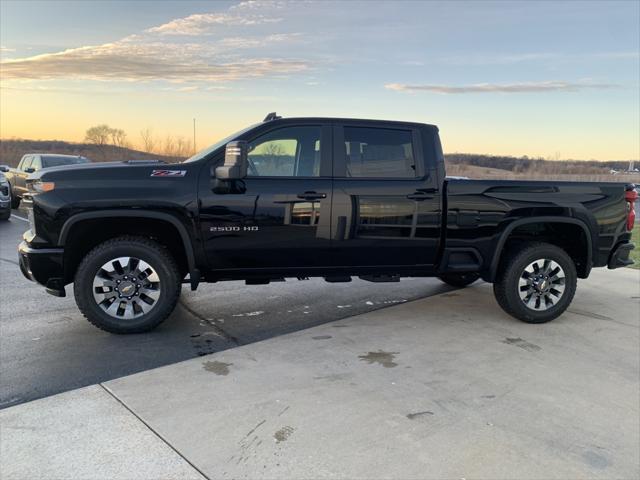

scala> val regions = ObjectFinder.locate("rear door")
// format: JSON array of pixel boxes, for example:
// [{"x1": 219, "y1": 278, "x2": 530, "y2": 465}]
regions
[
  {"x1": 199, "y1": 123, "x2": 334, "y2": 271},
  {"x1": 330, "y1": 123, "x2": 441, "y2": 268}
]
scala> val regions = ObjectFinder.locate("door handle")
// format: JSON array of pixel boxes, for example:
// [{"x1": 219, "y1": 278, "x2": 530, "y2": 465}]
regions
[
  {"x1": 297, "y1": 191, "x2": 327, "y2": 200},
  {"x1": 406, "y1": 192, "x2": 434, "y2": 201}
]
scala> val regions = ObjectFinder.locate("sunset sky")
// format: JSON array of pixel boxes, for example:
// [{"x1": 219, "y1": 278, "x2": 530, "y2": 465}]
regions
[{"x1": 1, "y1": 0, "x2": 638, "y2": 160}]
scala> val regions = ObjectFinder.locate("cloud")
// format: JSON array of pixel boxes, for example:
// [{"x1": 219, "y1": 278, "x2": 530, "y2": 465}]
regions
[
  {"x1": 0, "y1": 42, "x2": 309, "y2": 82},
  {"x1": 146, "y1": 12, "x2": 281, "y2": 36},
  {"x1": 0, "y1": 2, "x2": 307, "y2": 83},
  {"x1": 384, "y1": 81, "x2": 617, "y2": 94}
]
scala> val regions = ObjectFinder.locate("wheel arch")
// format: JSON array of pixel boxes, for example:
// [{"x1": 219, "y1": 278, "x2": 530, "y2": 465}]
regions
[
  {"x1": 488, "y1": 216, "x2": 593, "y2": 282},
  {"x1": 59, "y1": 210, "x2": 197, "y2": 284}
]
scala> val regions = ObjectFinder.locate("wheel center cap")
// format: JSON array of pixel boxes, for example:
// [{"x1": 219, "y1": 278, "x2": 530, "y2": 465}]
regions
[{"x1": 119, "y1": 282, "x2": 135, "y2": 295}]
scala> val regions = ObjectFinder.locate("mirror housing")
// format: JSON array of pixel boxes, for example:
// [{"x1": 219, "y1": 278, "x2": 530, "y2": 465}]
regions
[
  {"x1": 25, "y1": 167, "x2": 35, "y2": 174},
  {"x1": 215, "y1": 141, "x2": 248, "y2": 180},
  {"x1": 0, "y1": 165, "x2": 9, "y2": 173}
]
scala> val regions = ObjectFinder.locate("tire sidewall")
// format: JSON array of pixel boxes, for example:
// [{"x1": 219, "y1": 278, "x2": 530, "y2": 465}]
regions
[
  {"x1": 503, "y1": 245, "x2": 577, "y2": 323},
  {"x1": 75, "y1": 241, "x2": 179, "y2": 332}
]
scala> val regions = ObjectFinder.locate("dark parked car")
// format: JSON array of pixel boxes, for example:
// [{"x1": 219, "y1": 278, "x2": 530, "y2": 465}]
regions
[
  {"x1": 0, "y1": 172, "x2": 10, "y2": 220},
  {"x1": 5, "y1": 154, "x2": 90, "y2": 208},
  {"x1": 17, "y1": 114, "x2": 636, "y2": 333}
]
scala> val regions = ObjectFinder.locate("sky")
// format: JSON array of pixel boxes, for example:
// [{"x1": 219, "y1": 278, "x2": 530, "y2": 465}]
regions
[{"x1": 0, "y1": 0, "x2": 638, "y2": 161}]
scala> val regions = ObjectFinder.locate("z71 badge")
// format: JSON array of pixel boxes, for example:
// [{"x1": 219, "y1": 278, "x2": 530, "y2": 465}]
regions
[{"x1": 150, "y1": 169, "x2": 187, "y2": 177}]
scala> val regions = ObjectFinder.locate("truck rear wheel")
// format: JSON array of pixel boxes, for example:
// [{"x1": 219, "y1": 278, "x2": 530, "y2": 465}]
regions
[
  {"x1": 74, "y1": 236, "x2": 181, "y2": 334},
  {"x1": 438, "y1": 272, "x2": 480, "y2": 288},
  {"x1": 493, "y1": 242, "x2": 577, "y2": 323}
]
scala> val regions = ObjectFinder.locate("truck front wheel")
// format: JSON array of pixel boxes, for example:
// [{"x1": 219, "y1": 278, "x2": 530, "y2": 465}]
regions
[
  {"x1": 74, "y1": 236, "x2": 182, "y2": 334},
  {"x1": 493, "y1": 242, "x2": 577, "y2": 323}
]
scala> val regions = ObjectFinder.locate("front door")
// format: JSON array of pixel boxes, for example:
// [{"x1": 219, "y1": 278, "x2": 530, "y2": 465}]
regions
[
  {"x1": 199, "y1": 124, "x2": 333, "y2": 271},
  {"x1": 330, "y1": 123, "x2": 441, "y2": 269}
]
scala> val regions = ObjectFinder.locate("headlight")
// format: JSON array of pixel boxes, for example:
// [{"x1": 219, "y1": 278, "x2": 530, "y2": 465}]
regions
[{"x1": 27, "y1": 181, "x2": 55, "y2": 193}]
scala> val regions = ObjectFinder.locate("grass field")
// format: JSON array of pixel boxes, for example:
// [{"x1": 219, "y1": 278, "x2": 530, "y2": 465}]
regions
[{"x1": 630, "y1": 223, "x2": 640, "y2": 269}]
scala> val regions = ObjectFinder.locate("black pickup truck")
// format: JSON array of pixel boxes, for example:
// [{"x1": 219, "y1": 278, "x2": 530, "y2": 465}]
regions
[{"x1": 18, "y1": 114, "x2": 636, "y2": 333}]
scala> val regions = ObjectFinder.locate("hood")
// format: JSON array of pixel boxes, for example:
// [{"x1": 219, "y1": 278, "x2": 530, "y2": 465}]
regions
[{"x1": 31, "y1": 159, "x2": 169, "y2": 179}]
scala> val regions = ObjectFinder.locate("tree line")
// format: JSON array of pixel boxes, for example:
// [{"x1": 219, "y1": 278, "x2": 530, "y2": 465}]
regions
[{"x1": 84, "y1": 125, "x2": 194, "y2": 159}]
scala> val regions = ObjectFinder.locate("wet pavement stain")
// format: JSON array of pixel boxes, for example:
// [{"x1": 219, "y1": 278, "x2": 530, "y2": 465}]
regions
[
  {"x1": 358, "y1": 350, "x2": 399, "y2": 368},
  {"x1": 406, "y1": 411, "x2": 434, "y2": 420},
  {"x1": 582, "y1": 450, "x2": 610, "y2": 469},
  {"x1": 481, "y1": 395, "x2": 496, "y2": 399},
  {"x1": 202, "y1": 360, "x2": 233, "y2": 375},
  {"x1": 502, "y1": 337, "x2": 541, "y2": 352},
  {"x1": 441, "y1": 292, "x2": 459, "y2": 298},
  {"x1": 274, "y1": 426, "x2": 295, "y2": 443},
  {"x1": 312, "y1": 335, "x2": 332, "y2": 340}
]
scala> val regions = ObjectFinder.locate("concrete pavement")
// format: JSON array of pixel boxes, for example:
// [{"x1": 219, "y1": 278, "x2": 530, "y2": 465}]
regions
[{"x1": 1, "y1": 267, "x2": 639, "y2": 479}]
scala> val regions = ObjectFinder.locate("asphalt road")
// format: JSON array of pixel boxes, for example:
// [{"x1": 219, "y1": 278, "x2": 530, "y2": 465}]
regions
[{"x1": 0, "y1": 208, "x2": 452, "y2": 409}]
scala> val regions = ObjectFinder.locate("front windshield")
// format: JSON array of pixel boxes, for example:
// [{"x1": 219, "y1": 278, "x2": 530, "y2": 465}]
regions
[{"x1": 184, "y1": 123, "x2": 260, "y2": 163}]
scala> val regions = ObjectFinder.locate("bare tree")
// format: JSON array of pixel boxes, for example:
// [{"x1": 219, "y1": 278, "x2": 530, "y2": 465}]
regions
[
  {"x1": 264, "y1": 143, "x2": 286, "y2": 157},
  {"x1": 110, "y1": 128, "x2": 129, "y2": 149},
  {"x1": 140, "y1": 128, "x2": 156, "y2": 153},
  {"x1": 162, "y1": 135, "x2": 191, "y2": 159},
  {"x1": 84, "y1": 125, "x2": 111, "y2": 146}
]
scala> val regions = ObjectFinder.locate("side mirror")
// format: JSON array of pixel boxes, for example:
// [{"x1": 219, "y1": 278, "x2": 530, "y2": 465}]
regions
[
  {"x1": 0, "y1": 165, "x2": 9, "y2": 172},
  {"x1": 215, "y1": 141, "x2": 248, "y2": 180},
  {"x1": 25, "y1": 167, "x2": 35, "y2": 174}
]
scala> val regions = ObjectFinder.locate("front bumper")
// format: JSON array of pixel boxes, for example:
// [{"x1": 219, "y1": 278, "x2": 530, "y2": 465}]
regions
[
  {"x1": 608, "y1": 242, "x2": 635, "y2": 269},
  {"x1": 18, "y1": 241, "x2": 66, "y2": 296}
]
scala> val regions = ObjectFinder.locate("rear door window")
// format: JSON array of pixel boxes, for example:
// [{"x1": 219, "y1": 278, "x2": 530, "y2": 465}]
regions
[{"x1": 343, "y1": 127, "x2": 416, "y2": 178}]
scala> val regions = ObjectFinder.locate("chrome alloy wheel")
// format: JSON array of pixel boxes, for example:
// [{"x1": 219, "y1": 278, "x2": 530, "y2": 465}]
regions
[
  {"x1": 518, "y1": 258, "x2": 566, "y2": 311},
  {"x1": 92, "y1": 256, "x2": 161, "y2": 319}
]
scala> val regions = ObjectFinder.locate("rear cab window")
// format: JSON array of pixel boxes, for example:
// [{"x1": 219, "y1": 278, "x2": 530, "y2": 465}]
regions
[{"x1": 335, "y1": 124, "x2": 423, "y2": 179}]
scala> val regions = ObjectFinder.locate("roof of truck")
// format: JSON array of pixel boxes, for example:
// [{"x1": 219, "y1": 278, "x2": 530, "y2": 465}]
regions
[{"x1": 261, "y1": 113, "x2": 438, "y2": 130}]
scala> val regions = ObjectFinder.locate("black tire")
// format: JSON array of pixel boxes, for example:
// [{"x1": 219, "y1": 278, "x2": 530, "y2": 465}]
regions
[
  {"x1": 438, "y1": 272, "x2": 480, "y2": 288},
  {"x1": 9, "y1": 185, "x2": 20, "y2": 209},
  {"x1": 0, "y1": 209, "x2": 10, "y2": 221},
  {"x1": 493, "y1": 242, "x2": 577, "y2": 324},
  {"x1": 74, "y1": 236, "x2": 181, "y2": 334}
]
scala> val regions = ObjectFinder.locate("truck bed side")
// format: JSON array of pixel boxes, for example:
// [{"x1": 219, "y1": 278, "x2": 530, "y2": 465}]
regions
[{"x1": 443, "y1": 179, "x2": 630, "y2": 280}]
